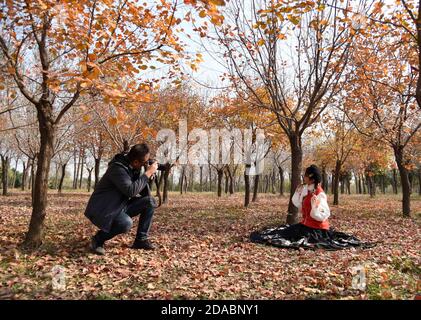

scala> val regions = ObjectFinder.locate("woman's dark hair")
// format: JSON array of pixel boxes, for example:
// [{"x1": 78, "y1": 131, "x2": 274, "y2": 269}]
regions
[
  {"x1": 304, "y1": 164, "x2": 322, "y2": 185},
  {"x1": 127, "y1": 143, "x2": 150, "y2": 162}
]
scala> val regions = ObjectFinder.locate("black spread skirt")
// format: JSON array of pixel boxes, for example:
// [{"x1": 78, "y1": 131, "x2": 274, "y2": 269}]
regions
[{"x1": 250, "y1": 223, "x2": 377, "y2": 250}]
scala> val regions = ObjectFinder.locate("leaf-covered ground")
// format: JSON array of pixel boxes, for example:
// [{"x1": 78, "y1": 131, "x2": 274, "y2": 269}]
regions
[{"x1": 0, "y1": 191, "x2": 420, "y2": 300}]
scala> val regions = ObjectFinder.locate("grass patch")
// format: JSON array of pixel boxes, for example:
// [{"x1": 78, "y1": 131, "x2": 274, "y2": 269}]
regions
[
  {"x1": 391, "y1": 257, "x2": 420, "y2": 275},
  {"x1": 92, "y1": 292, "x2": 119, "y2": 300}
]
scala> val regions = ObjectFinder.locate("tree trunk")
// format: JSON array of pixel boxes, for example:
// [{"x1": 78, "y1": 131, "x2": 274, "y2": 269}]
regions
[
  {"x1": 361, "y1": 174, "x2": 367, "y2": 194},
  {"x1": 217, "y1": 169, "x2": 223, "y2": 197},
  {"x1": 392, "y1": 168, "x2": 398, "y2": 194},
  {"x1": 79, "y1": 149, "x2": 85, "y2": 189},
  {"x1": 278, "y1": 166, "x2": 285, "y2": 196},
  {"x1": 264, "y1": 175, "x2": 269, "y2": 193},
  {"x1": 227, "y1": 167, "x2": 234, "y2": 195},
  {"x1": 28, "y1": 164, "x2": 32, "y2": 191},
  {"x1": 52, "y1": 162, "x2": 59, "y2": 190},
  {"x1": 252, "y1": 174, "x2": 260, "y2": 202},
  {"x1": 418, "y1": 167, "x2": 421, "y2": 196},
  {"x1": 74, "y1": 150, "x2": 82, "y2": 190},
  {"x1": 381, "y1": 175, "x2": 386, "y2": 194},
  {"x1": 123, "y1": 140, "x2": 130, "y2": 152},
  {"x1": 199, "y1": 166, "x2": 203, "y2": 192},
  {"x1": 287, "y1": 135, "x2": 302, "y2": 224},
  {"x1": 366, "y1": 173, "x2": 375, "y2": 198},
  {"x1": 183, "y1": 170, "x2": 187, "y2": 193},
  {"x1": 94, "y1": 158, "x2": 101, "y2": 187},
  {"x1": 179, "y1": 166, "x2": 184, "y2": 194},
  {"x1": 208, "y1": 163, "x2": 212, "y2": 192},
  {"x1": 10, "y1": 158, "x2": 18, "y2": 189},
  {"x1": 355, "y1": 173, "x2": 359, "y2": 194},
  {"x1": 171, "y1": 172, "x2": 175, "y2": 192},
  {"x1": 394, "y1": 146, "x2": 411, "y2": 217},
  {"x1": 271, "y1": 169, "x2": 276, "y2": 194},
  {"x1": 72, "y1": 148, "x2": 78, "y2": 189},
  {"x1": 58, "y1": 163, "x2": 66, "y2": 194},
  {"x1": 1, "y1": 155, "x2": 10, "y2": 196},
  {"x1": 357, "y1": 173, "x2": 361, "y2": 194},
  {"x1": 155, "y1": 171, "x2": 163, "y2": 207},
  {"x1": 30, "y1": 159, "x2": 36, "y2": 193},
  {"x1": 244, "y1": 165, "x2": 251, "y2": 207},
  {"x1": 347, "y1": 176, "x2": 351, "y2": 195},
  {"x1": 87, "y1": 168, "x2": 93, "y2": 192},
  {"x1": 21, "y1": 160, "x2": 27, "y2": 191},
  {"x1": 162, "y1": 165, "x2": 171, "y2": 204},
  {"x1": 366, "y1": 174, "x2": 371, "y2": 196},
  {"x1": 408, "y1": 171, "x2": 413, "y2": 194},
  {"x1": 333, "y1": 160, "x2": 341, "y2": 205},
  {"x1": 330, "y1": 172, "x2": 335, "y2": 194},
  {"x1": 370, "y1": 175, "x2": 375, "y2": 197},
  {"x1": 23, "y1": 109, "x2": 56, "y2": 248},
  {"x1": 224, "y1": 171, "x2": 229, "y2": 194},
  {"x1": 189, "y1": 170, "x2": 194, "y2": 192}
]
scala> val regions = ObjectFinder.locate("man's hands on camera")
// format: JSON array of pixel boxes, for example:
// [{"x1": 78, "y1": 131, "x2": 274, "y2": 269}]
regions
[{"x1": 144, "y1": 161, "x2": 158, "y2": 178}]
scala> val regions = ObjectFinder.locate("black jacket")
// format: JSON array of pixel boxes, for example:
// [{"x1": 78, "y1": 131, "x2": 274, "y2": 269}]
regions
[{"x1": 84, "y1": 153, "x2": 154, "y2": 232}]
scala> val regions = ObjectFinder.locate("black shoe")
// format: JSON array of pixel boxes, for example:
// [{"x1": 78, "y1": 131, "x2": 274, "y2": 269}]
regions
[
  {"x1": 90, "y1": 236, "x2": 105, "y2": 255},
  {"x1": 131, "y1": 239, "x2": 155, "y2": 250}
]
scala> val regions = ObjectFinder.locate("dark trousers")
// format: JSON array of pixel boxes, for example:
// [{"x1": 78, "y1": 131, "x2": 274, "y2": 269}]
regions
[{"x1": 95, "y1": 196, "x2": 155, "y2": 245}]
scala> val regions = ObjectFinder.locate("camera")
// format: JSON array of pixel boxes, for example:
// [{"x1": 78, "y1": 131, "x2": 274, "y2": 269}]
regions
[{"x1": 147, "y1": 159, "x2": 166, "y2": 171}]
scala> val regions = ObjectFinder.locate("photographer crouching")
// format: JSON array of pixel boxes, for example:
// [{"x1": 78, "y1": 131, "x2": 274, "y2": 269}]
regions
[{"x1": 85, "y1": 143, "x2": 162, "y2": 255}]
